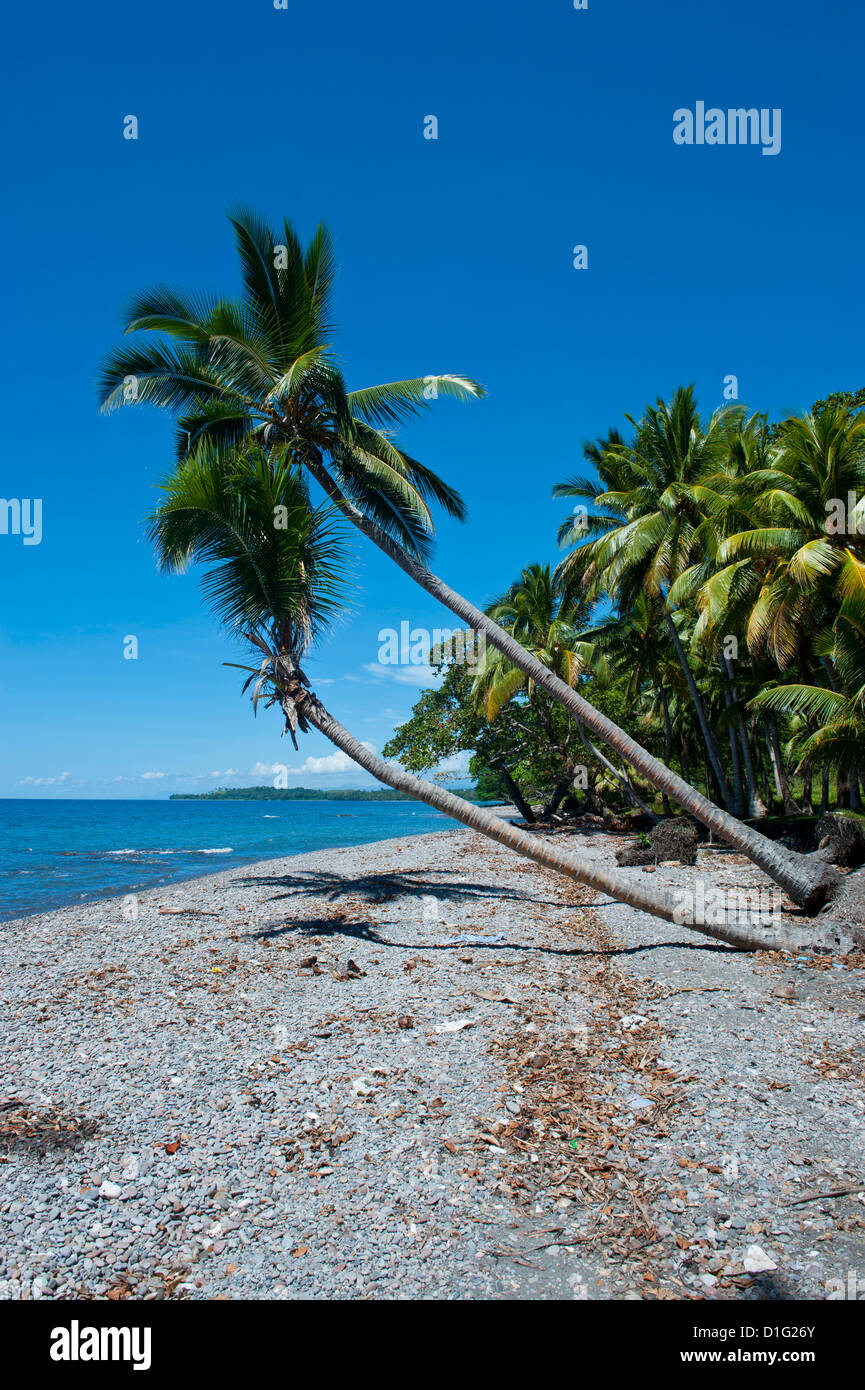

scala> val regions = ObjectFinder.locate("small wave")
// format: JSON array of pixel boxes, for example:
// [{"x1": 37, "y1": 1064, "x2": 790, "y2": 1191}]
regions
[
  {"x1": 106, "y1": 846, "x2": 234, "y2": 858},
  {"x1": 262, "y1": 815, "x2": 278, "y2": 819}
]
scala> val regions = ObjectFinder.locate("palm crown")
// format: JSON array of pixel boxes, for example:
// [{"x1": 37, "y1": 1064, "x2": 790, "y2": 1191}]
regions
[
  {"x1": 147, "y1": 444, "x2": 349, "y2": 744},
  {"x1": 101, "y1": 208, "x2": 484, "y2": 560}
]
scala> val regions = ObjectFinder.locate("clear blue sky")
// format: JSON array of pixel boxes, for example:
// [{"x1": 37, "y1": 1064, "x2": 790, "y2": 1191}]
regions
[{"x1": 2, "y1": 0, "x2": 863, "y2": 797}]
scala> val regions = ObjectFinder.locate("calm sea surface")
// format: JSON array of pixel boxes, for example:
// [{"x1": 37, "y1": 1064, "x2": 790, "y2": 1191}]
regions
[{"x1": 0, "y1": 798, "x2": 457, "y2": 921}]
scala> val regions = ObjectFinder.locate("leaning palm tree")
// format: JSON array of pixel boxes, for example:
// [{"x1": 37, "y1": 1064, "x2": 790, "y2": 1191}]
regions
[
  {"x1": 146, "y1": 445, "x2": 840, "y2": 952},
  {"x1": 99, "y1": 213, "x2": 842, "y2": 916}
]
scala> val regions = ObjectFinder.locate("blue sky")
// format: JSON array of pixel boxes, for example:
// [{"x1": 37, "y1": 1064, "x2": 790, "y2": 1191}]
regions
[{"x1": 1, "y1": 0, "x2": 863, "y2": 797}]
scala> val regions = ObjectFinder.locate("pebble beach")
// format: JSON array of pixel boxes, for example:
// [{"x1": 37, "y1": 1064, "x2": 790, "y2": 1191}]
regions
[{"x1": 2, "y1": 824, "x2": 864, "y2": 1301}]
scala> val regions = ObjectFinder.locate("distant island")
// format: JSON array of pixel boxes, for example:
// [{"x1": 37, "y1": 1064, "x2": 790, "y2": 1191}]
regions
[{"x1": 170, "y1": 785, "x2": 483, "y2": 802}]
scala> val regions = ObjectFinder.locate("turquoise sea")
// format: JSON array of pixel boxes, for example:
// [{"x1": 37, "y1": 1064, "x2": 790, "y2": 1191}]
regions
[{"x1": 0, "y1": 798, "x2": 456, "y2": 922}]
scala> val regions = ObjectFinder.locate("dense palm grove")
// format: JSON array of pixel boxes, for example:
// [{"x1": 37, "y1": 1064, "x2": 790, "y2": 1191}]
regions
[{"x1": 389, "y1": 386, "x2": 865, "y2": 826}]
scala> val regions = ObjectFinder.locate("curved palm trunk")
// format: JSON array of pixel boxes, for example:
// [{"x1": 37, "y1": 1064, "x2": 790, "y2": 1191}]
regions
[
  {"x1": 303, "y1": 454, "x2": 839, "y2": 912},
  {"x1": 495, "y1": 763, "x2": 536, "y2": 825},
  {"x1": 299, "y1": 691, "x2": 821, "y2": 952},
  {"x1": 543, "y1": 777, "x2": 573, "y2": 820}
]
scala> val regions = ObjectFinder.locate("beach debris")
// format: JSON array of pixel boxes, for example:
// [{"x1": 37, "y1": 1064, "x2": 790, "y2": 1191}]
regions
[
  {"x1": 442, "y1": 933, "x2": 508, "y2": 947},
  {"x1": 623, "y1": 1091, "x2": 654, "y2": 1112},
  {"x1": 742, "y1": 1244, "x2": 778, "y2": 1274},
  {"x1": 619, "y1": 1014, "x2": 650, "y2": 1030},
  {"x1": 157, "y1": 907, "x2": 221, "y2": 917},
  {"x1": 473, "y1": 989, "x2": 520, "y2": 1005},
  {"x1": 333, "y1": 959, "x2": 366, "y2": 981},
  {"x1": 351, "y1": 1076, "x2": 376, "y2": 1097},
  {"x1": 0, "y1": 1102, "x2": 97, "y2": 1156},
  {"x1": 98, "y1": 1180, "x2": 122, "y2": 1199},
  {"x1": 299, "y1": 955, "x2": 322, "y2": 973},
  {"x1": 397, "y1": 1015, "x2": 414, "y2": 1030},
  {"x1": 435, "y1": 1019, "x2": 476, "y2": 1034},
  {"x1": 164, "y1": 1140, "x2": 181, "y2": 1154}
]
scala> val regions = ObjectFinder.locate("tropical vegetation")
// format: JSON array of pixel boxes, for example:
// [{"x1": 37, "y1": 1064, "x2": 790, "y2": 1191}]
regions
[{"x1": 100, "y1": 208, "x2": 864, "y2": 935}]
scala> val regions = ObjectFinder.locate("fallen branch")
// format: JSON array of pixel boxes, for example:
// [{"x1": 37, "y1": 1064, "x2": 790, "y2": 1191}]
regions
[{"x1": 784, "y1": 1185, "x2": 864, "y2": 1207}]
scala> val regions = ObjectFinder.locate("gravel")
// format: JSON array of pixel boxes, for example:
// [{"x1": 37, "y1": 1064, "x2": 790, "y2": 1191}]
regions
[{"x1": 1, "y1": 825, "x2": 863, "y2": 1300}]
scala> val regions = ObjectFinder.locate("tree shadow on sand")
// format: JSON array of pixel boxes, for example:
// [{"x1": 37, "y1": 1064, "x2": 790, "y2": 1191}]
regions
[
  {"x1": 233, "y1": 866, "x2": 565, "y2": 910},
  {"x1": 247, "y1": 911, "x2": 729, "y2": 958}
]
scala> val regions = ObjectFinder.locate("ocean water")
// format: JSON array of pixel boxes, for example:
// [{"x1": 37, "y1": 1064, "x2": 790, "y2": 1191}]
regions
[{"x1": 0, "y1": 798, "x2": 457, "y2": 922}]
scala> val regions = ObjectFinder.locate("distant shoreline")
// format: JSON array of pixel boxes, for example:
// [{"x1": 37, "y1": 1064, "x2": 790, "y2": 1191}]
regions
[{"x1": 170, "y1": 786, "x2": 496, "y2": 803}]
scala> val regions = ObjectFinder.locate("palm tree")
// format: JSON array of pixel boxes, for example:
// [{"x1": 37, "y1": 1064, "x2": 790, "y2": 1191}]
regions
[
  {"x1": 99, "y1": 216, "x2": 841, "y2": 915},
  {"x1": 582, "y1": 593, "x2": 683, "y2": 816},
  {"x1": 694, "y1": 405, "x2": 865, "y2": 808},
  {"x1": 473, "y1": 564, "x2": 659, "y2": 819},
  {"x1": 555, "y1": 386, "x2": 739, "y2": 810},
  {"x1": 145, "y1": 444, "x2": 830, "y2": 952},
  {"x1": 750, "y1": 584, "x2": 865, "y2": 804}
]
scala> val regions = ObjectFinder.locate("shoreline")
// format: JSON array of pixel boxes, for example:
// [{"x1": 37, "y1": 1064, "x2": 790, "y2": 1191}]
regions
[
  {"x1": 0, "y1": 826, "x2": 464, "y2": 929},
  {"x1": 2, "y1": 824, "x2": 863, "y2": 1300}
]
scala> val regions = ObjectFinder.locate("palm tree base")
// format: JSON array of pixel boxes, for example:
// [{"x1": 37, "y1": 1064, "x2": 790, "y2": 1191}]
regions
[{"x1": 814, "y1": 865, "x2": 865, "y2": 952}]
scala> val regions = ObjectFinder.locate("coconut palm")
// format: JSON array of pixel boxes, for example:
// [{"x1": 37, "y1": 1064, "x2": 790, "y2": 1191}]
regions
[
  {"x1": 692, "y1": 405, "x2": 865, "y2": 805},
  {"x1": 145, "y1": 444, "x2": 830, "y2": 952},
  {"x1": 555, "y1": 386, "x2": 740, "y2": 810},
  {"x1": 472, "y1": 564, "x2": 659, "y2": 819},
  {"x1": 99, "y1": 215, "x2": 841, "y2": 914}
]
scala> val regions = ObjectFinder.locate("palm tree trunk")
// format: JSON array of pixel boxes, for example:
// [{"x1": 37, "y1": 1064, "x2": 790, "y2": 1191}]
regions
[
  {"x1": 801, "y1": 764, "x2": 813, "y2": 814},
  {"x1": 656, "y1": 680, "x2": 674, "y2": 817},
  {"x1": 724, "y1": 653, "x2": 766, "y2": 819},
  {"x1": 719, "y1": 658, "x2": 746, "y2": 816},
  {"x1": 301, "y1": 454, "x2": 840, "y2": 912},
  {"x1": 495, "y1": 763, "x2": 536, "y2": 825},
  {"x1": 664, "y1": 615, "x2": 735, "y2": 812},
  {"x1": 299, "y1": 691, "x2": 818, "y2": 952},
  {"x1": 766, "y1": 717, "x2": 801, "y2": 816},
  {"x1": 574, "y1": 721, "x2": 660, "y2": 821},
  {"x1": 543, "y1": 777, "x2": 573, "y2": 820},
  {"x1": 821, "y1": 766, "x2": 831, "y2": 815},
  {"x1": 837, "y1": 766, "x2": 851, "y2": 809}
]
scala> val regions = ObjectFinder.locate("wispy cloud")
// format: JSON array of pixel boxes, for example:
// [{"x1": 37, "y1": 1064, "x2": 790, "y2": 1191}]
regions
[
  {"x1": 361, "y1": 662, "x2": 443, "y2": 688},
  {"x1": 250, "y1": 747, "x2": 376, "y2": 777}
]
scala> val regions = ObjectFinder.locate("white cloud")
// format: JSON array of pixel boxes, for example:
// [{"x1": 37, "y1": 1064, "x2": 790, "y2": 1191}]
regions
[
  {"x1": 362, "y1": 662, "x2": 443, "y2": 688},
  {"x1": 250, "y1": 747, "x2": 376, "y2": 778},
  {"x1": 20, "y1": 771, "x2": 69, "y2": 786},
  {"x1": 140, "y1": 770, "x2": 166, "y2": 780},
  {"x1": 435, "y1": 751, "x2": 472, "y2": 778},
  {"x1": 294, "y1": 748, "x2": 374, "y2": 774}
]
